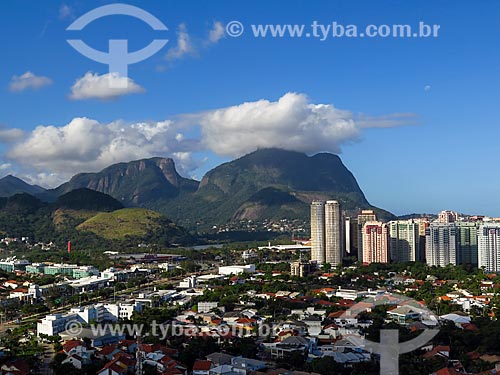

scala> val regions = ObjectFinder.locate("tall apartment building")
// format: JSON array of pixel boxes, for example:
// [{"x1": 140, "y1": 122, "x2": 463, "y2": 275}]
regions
[
  {"x1": 414, "y1": 218, "x2": 430, "y2": 262},
  {"x1": 425, "y1": 223, "x2": 457, "y2": 267},
  {"x1": 311, "y1": 201, "x2": 326, "y2": 264},
  {"x1": 388, "y1": 220, "x2": 420, "y2": 262},
  {"x1": 290, "y1": 260, "x2": 312, "y2": 277},
  {"x1": 325, "y1": 200, "x2": 343, "y2": 265},
  {"x1": 357, "y1": 210, "x2": 377, "y2": 262},
  {"x1": 345, "y1": 217, "x2": 355, "y2": 255},
  {"x1": 362, "y1": 221, "x2": 389, "y2": 264},
  {"x1": 478, "y1": 223, "x2": 500, "y2": 272},
  {"x1": 455, "y1": 222, "x2": 478, "y2": 266},
  {"x1": 437, "y1": 210, "x2": 459, "y2": 223},
  {"x1": 310, "y1": 200, "x2": 343, "y2": 266}
]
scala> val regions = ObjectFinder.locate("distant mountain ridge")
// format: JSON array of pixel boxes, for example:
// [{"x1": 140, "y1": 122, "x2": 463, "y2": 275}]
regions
[
  {"x1": 2, "y1": 148, "x2": 394, "y2": 228},
  {"x1": 0, "y1": 189, "x2": 192, "y2": 246},
  {"x1": 160, "y1": 148, "x2": 394, "y2": 225},
  {"x1": 40, "y1": 157, "x2": 199, "y2": 205},
  {"x1": 0, "y1": 175, "x2": 45, "y2": 197}
]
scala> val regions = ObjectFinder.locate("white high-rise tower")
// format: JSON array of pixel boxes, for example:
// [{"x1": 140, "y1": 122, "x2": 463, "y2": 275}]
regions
[
  {"x1": 310, "y1": 201, "x2": 326, "y2": 264},
  {"x1": 325, "y1": 200, "x2": 343, "y2": 266}
]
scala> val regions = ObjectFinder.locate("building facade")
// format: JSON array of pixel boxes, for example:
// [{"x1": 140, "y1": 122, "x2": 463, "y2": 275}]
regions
[
  {"x1": 388, "y1": 220, "x2": 420, "y2": 262},
  {"x1": 437, "y1": 210, "x2": 459, "y2": 223},
  {"x1": 324, "y1": 200, "x2": 343, "y2": 266},
  {"x1": 362, "y1": 221, "x2": 389, "y2": 264},
  {"x1": 425, "y1": 223, "x2": 457, "y2": 267},
  {"x1": 357, "y1": 210, "x2": 377, "y2": 262},
  {"x1": 455, "y1": 222, "x2": 478, "y2": 266},
  {"x1": 478, "y1": 223, "x2": 500, "y2": 272},
  {"x1": 290, "y1": 260, "x2": 312, "y2": 277},
  {"x1": 310, "y1": 201, "x2": 326, "y2": 264}
]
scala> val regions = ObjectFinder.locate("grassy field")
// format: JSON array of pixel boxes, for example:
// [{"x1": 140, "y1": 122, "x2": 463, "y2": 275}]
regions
[{"x1": 77, "y1": 208, "x2": 164, "y2": 240}]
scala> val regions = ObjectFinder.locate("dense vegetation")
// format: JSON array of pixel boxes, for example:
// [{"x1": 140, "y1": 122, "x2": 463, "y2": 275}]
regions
[{"x1": 0, "y1": 189, "x2": 195, "y2": 253}]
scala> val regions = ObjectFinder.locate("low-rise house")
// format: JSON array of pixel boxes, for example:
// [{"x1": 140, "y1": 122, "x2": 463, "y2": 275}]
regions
[
  {"x1": 302, "y1": 316, "x2": 322, "y2": 336},
  {"x1": 209, "y1": 365, "x2": 244, "y2": 375},
  {"x1": 97, "y1": 358, "x2": 128, "y2": 375},
  {"x1": 266, "y1": 336, "x2": 312, "y2": 359},
  {"x1": 231, "y1": 357, "x2": 266, "y2": 372},
  {"x1": 0, "y1": 359, "x2": 30, "y2": 375},
  {"x1": 193, "y1": 360, "x2": 213, "y2": 375},
  {"x1": 387, "y1": 305, "x2": 424, "y2": 324},
  {"x1": 205, "y1": 352, "x2": 234, "y2": 367},
  {"x1": 62, "y1": 354, "x2": 91, "y2": 369}
]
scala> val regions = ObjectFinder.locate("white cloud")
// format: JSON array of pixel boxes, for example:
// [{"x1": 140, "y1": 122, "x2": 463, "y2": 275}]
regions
[
  {"x1": 424, "y1": 84, "x2": 432, "y2": 92},
  {"x1": 356, "y1": 113, "x2": 418, "y2": 129},
  {"x1": 4, "y1": 92, "x2": 414, "y2": 187},
  {"x1": 163, "y1": 21, "x2": 224, "y2": 63},
  {"x1": 208, "y1": 21, "x2": 225, "y2": 44},
  {"x1": 9, "y1": 71, "x2": 53, "y2": 92},
  {"x1": 0, "y1": 128, "x2": 24, "y2": 142},
  {"x1": 196, "y1": 93, "x2": 414, "y2": 157},
  {"x1": 20, "y1": 172, "x2": 65, "y2": 188},
  {"x1": 70, "y1": 72, "x2": 145, "y2": 100},
  {"x1": 165, "y1": 23, "x2": 195, "y2": 61},
  {"x1": 59, "y1": 4, "x2": 74, "y2": 20},
  {"x1": 7, "y1": 117, "x2": 198, "y2": 186}
]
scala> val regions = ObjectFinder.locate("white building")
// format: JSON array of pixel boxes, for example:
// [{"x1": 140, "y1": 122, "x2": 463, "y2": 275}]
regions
[
  {"x1": 389, "y1": 220, "x2": 420, "y2": 262},
  {"x1": 325, "y1": 200, "x2": 343, "y2": 266},
  {"x1": 311, "y1": 201, "x2": 326, "y2": 264},
  {"x1": 179, "y1": 276, "x2": 197, "y2": 288},
  {"x1": 426, "y1": 223, "x2": 457, "y2": 267},
  {"x1": 68, "y1": 276, "x2": 112, "y2": 293},
  {"x1": 37, "y1": 302, "x2": 142, "y2": 336},
  {"x1": 198, "y1": 301, "x2": 219, "y2": 313},
  {"x1": 478, "y1": 223, "x2": 500, "y2": 272},
  {"x1": 335, "y1": 288, "x2": 368, "y2": 301},
  {"x1": 218, "y1": 265, "x2": 255, "y2": 276}
]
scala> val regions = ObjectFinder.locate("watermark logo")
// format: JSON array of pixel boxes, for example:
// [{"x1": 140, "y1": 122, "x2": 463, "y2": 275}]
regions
[
  {"x1": 226, "y1": 21, "x2": 244, "y2": 37},
  {"x1": 225, "y1": 21, "x2": 440, "y2": 40},
  {"x1": 66, "y1": 3, "x2": 168, "y2": 88},
  {"x1": 343, "y1": 293, "x2": 439, "y2": 375}
]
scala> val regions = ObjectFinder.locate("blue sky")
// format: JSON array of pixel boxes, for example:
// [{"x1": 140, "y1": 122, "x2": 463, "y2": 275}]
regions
[{"x1": 1, "y1": 0, "x2": 500, "y2": 216}]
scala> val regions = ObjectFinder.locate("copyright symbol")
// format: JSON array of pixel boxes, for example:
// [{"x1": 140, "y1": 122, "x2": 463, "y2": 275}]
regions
[
  {"x1": 65, "y1": 321, "x2": 83, "y2": 336},
  {"x1": 226, "y1": 21, "x2": 244, "y2": 37}
]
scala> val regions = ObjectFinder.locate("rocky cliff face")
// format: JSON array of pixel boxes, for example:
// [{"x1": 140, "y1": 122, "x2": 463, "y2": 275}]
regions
[{"x1": 43, "y1": 157, "x2": 199, "y2": 206}]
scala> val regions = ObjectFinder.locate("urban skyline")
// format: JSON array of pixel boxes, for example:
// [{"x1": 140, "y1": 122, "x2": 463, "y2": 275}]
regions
[{"x1": 310, "y1": 202, "x2": 500, "y2": 272}]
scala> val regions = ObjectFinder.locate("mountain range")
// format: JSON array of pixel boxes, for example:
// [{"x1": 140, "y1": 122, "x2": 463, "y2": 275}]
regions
[
  {"x1": 0, "y1": 188, "x2": 192, "y2": 247},
  {"x1": 0, "y1": 149, "x2": 394, "y2": 228}
]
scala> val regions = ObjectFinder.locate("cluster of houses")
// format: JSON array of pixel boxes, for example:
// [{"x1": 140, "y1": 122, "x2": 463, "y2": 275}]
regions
[{"x1": 9, "y1": 259, "x2": 498, "y2": 375}]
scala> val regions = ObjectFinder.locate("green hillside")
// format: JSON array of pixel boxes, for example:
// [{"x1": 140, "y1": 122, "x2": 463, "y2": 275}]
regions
[{"x1": 77, "y1": 207, "x2": 192, "y2": 244}]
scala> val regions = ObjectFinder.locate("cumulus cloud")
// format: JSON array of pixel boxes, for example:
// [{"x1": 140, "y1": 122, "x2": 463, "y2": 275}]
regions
[
  {"x1": 9, "y1": 71, "x2": 53, "y2": 92},
  {"x1": 163, "y1": 21, "x2": 224, "y2": 63},
  {"x1": 7, "y1": 117, "x2": 198, "y2": 185},
  {"x1": 4, "y1": 92, "x2": 415, "y2": 186},
  {"x1": 208, "y1": 21, "x2": 225, "y2": 44},
  {"x1": 0, "y1": 128, "x2": 24, "y2": 143},
  {"x1": 70, "y1": 72, "x2": 145, "y2": 100},
  {"x1": 196, "y1": 93, "x2": 414, "y2": 157},
  {"x1": 165, "y1": 23, "x2": 195, "y2": 61}
]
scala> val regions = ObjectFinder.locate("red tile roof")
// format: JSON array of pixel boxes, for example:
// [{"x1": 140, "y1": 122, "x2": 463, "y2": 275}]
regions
[
  {"x1": 430, "y1": 367, "x2": 463, "y2": 375},
  {"x1": 193, "y1": 360, "x2": 212, "y2": 371},
  {"x1": 99, "y1": 345, "x2": 119, "y2": 356},
  {"x1": 62, "y1": 340, "x2": 84, "y2": 353}
]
